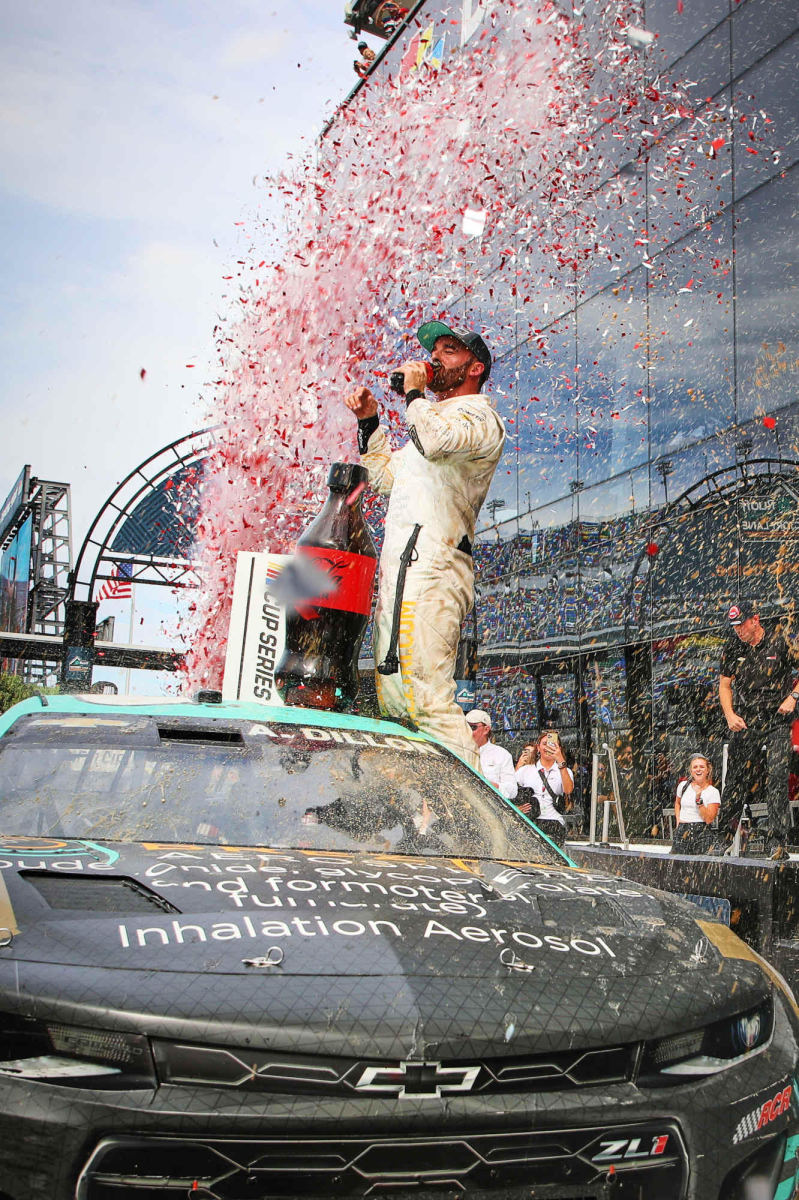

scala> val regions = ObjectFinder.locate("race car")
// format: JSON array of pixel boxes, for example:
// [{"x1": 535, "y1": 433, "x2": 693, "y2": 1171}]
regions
[{"x1": 0, "y1": 691, "x2": 796, "y2": 1200}]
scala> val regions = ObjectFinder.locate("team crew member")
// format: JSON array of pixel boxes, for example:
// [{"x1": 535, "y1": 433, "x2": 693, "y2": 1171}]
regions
[
  {"x1": 719, "y1": 601, "x2": 799, "y2": 860},
  {"x1": 466, "y1": 709, "x2": 517, "y2": 800},
  {"x1": 515, "y1": 730, "x2": 573, "y2": 847},
  {"x1": 344, "y1": 321, "x2": 505, "y2": 770},
  {"x1": 671, "y1": 754, "x2": 721, "y2": 856}
]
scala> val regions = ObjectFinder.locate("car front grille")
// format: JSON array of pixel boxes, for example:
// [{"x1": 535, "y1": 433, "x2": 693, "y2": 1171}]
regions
[
  {"x1": 77, "y1": 1123, "x2": 687, "y2": 1200},
  {"x1": 152, "y1": 1040, "x2": 636, "y2": 1096}
]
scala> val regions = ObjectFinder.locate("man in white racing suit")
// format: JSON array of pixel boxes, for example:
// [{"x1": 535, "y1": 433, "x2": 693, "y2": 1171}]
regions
[{"x1": 343, "y1": 321, "x2": 505, "y2": 770}]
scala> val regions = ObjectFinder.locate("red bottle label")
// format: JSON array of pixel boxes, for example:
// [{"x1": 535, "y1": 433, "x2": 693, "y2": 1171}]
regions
[{"x1": 297, "y1": 547, "x2": 376, "y2": 616}]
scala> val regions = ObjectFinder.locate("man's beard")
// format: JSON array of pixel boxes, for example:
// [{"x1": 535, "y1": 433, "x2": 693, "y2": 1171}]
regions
[{"x1": 429, "y1": 359, "x2": 473, "y2": 394}]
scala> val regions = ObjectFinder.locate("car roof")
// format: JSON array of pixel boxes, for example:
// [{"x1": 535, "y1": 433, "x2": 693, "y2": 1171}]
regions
[{"x1": 0, "y1": 693, "x2": 441, "y2": 745}]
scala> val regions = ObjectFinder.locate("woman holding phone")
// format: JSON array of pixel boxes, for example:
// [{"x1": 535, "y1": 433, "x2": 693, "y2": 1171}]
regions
[{"x1": 515, "y1": 730, "x2": 574, "y2": 847}]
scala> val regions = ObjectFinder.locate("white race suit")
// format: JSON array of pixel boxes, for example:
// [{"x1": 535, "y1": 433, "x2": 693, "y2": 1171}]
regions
[{"x1": 360, "y1": 391, "x2": 505, "y2": 769}]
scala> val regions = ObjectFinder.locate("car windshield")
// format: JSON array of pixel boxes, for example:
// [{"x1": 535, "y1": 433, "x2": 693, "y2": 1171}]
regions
[{"x1": 0, "y1": 712, "x2": 563, "y2": 864}]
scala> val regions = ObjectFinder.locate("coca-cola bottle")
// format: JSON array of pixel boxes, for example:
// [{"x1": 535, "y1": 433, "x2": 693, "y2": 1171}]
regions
[{"x1": 275, "y1": 462, "x2": 377, "y2": 711}]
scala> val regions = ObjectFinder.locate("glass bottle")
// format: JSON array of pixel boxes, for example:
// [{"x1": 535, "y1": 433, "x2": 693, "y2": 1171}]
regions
[{"x1": 275, "y1": 462, "x2": 376, "y2": 710}]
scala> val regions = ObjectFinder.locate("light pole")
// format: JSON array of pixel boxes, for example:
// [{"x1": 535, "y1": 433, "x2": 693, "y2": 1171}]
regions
[
  {"x1": 655, "y1": 458, "x2": 674, "y2": 505},
  {"x1": 486, "y1": 498, "x2": 506, "y2": 524}
]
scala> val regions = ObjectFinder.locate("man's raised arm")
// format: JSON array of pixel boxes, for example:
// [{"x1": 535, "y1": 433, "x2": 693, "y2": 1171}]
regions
[{"x1": 343, "y1": 385, "x2": 395, "y2": 494}]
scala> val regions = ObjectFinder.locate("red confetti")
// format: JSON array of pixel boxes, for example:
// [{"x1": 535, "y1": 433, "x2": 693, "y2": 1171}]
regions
[
  {"x1": 645, "y1": 543, "x2": 660, "y2": 557},
  {"x1": 763, "y1": 416, "x2": 777, "y2": 429},
  {"x1": 182, "y1": 1, "x2": 781, "y2": 691}
]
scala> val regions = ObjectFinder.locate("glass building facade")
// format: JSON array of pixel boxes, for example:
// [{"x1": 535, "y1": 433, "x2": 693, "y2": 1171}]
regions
[{"x1": 339, "y1": 0, "x2": 799, "y2": 833}]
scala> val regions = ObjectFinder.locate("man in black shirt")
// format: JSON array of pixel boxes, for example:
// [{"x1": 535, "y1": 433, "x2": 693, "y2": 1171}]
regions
[{"x1": 719, "y1": 601, "x2": 799, "y2": 858}]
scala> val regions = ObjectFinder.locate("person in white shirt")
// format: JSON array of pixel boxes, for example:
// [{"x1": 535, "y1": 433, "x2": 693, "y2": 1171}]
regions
[
  {"x1": 671, "y1": 754, "x2": 721, "y2": 855},
  {"x1": 466, "y1": 709, "x2": 518, "y2": 800},
  {"x1": 515, "y1": 730, "x2": 574, "y2": 847}
]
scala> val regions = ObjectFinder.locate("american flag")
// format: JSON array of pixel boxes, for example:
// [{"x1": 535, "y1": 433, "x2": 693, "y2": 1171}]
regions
[{"x1": 97, "y1": 563, "x2": 133, "y2": 601}]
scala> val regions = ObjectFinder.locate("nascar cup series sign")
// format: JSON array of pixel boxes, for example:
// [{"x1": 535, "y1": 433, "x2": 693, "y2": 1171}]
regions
[{"x1": 222, "y1": 552, "x2": 288, "y2": 705}]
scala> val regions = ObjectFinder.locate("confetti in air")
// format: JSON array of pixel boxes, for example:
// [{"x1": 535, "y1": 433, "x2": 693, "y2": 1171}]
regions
[{"x1": 184, "y1": 0, "x2": 779, "y2": 689}]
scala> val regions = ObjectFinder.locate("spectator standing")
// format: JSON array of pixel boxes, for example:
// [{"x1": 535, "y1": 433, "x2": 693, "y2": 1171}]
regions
[
  {"x1": 670, "y1": 755, "x2": 721, "y2": 855},
  {"x1": 466, "y1": 709, "x2": 517, "y2": 800},
  {"x1": 719, "y1": 602, "x2": 799, "y2": 859},
  {"x1": 515, "y1": 730, "x2": 573, "y2": 847},
  {"x1": 353, "y1": 41, "x2": 376, "y2": 76}
]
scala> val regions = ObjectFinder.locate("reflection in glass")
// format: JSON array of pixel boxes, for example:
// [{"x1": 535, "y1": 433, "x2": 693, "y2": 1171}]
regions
[
  {"x1": 647, "y1": 502, "x2": 739, "y2": 636},
  {"x1": 731, "y1": 0, "x2": 799, "y2": 78},
  {"x1": 646, "y1": 96, "x2": 731, "y2": 257},
  {"x1": 732, "y1": 37, "x2": 799, "y2": 202},
  {"x1": 735, "y1": 168, "x2": 799, "y2": 423},
  {"x1": 397, "y1": 1, "x2": 799, "y2": 844},
  {"x1": 576, "y1": 174, "x2": 646, "y2": 300},
  {"x1": 577, "y1": 469, "x2": 650, "y2": 649},
  {"x1": 475, "y1": 354, "x2": 518, "y2": 536},
  {"x1": 645, "y1": 0, "x2": 728, "y2": 70},
  {"x1": 736, "y1": 474, "x2": 799, "y2": 616},
  {"x1": 649, "y1": 218, "x2": 735, "y2": 462},
  {"x1": 517, "y1": 316, "x2": 577, "y2": 509},
  {"x1": 576, "y1": 279, "x2": 649, "y2": 485},
  {"x1": 469, "y1": 269, "x2": 517, "y2": 360}
]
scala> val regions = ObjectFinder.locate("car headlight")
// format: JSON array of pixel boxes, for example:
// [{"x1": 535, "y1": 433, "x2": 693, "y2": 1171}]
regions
[
  {"x1": 639, "y1": 995, "x2": 773, "y2": 1082},
  {"x1": 0, "y1": 1013, "x2": 156, "y2": 1088}
]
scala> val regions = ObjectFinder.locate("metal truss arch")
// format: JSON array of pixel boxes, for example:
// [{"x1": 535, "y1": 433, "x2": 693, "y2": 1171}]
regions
[
  {"x1": 623, "y1": 457, "x2": 799, "y2": 642},
  {"x1": 72, "y1": 429, "x2": 214, "y2": 605}
]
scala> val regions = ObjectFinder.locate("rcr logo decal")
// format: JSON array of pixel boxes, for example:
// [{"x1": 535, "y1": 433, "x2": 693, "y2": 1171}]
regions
[
  {"x1": 592, "y1": 1134, "x2": 670, "y2": 1163},
  {"x1": 733, "y1": 1085, "x2": 792, "y2": 1144}
]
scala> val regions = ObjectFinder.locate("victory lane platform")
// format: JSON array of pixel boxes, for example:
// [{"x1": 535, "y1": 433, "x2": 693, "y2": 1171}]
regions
[{"x1": 567, "y1": 842, "x2": 799, "y2": 995}]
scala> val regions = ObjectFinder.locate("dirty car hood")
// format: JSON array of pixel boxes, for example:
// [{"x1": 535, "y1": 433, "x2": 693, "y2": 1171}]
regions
[{"x1": 0, "y1": 840, "x2": 770, "y2": 1059}]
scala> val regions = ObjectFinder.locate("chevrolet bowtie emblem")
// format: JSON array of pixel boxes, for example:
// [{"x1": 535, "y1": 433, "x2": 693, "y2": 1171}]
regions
[{"x1": 355, "y1": 1061, "x2": 481, "y2": 1099}]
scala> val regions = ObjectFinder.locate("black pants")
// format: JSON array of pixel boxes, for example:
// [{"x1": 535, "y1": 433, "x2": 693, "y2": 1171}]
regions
[
  {"x1": 724, "y1": 717, "x2": 793, "y2": 843},
  {"x1": 671, "y1": 822, "x2": 714, "y2": 856},
  {"x1": 535, "y1": 818, "x2": 567, "y2": 847}
]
